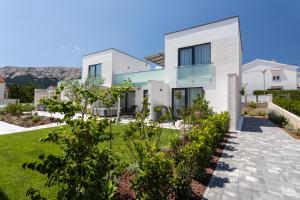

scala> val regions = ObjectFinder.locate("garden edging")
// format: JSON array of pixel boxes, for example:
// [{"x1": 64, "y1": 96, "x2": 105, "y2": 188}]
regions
[{"x1": 267, "y1": 102, "x2": 300, "y2": 129}]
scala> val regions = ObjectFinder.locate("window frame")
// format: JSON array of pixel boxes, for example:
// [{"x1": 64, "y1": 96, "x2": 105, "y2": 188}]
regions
[
  {"x1": 272, "y1": 75, "x2": 280, "y2": 81},
  {"x1": 88, "y1": 63, "x2": 102, "y2": 78},
  {"x1": 171, "y1": 87, "x2": 204, "y2": 116},
  {"x1": 178, "y1": 43, "x2": 211, "y2": 66}
]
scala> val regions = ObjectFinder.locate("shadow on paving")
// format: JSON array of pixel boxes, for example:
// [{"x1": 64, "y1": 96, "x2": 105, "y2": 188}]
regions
[
  {"x1": 203, "y1": 132, "x2": 237, "y2": 199},
  {"x1": 241, "y1": 116, "x2": 276, "y2": 132}
]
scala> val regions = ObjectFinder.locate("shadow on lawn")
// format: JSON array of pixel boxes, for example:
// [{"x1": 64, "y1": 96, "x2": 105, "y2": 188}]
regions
[{"x1": 0, "y1": 188, "x2": 9, "y2": 200}]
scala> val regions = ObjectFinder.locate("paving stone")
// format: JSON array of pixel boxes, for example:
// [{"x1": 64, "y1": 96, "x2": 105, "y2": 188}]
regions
[{"x1": 203, "y1": 117, "x2": 300, "y2": 200}]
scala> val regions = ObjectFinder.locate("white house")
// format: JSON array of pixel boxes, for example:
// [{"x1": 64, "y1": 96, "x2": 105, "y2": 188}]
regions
[
  {"x1": 242, "y1": 59, "x2": 298, "y2": 94},
  {"x1": 81, "y1": 16, "x2": 242, "y2": 131}
]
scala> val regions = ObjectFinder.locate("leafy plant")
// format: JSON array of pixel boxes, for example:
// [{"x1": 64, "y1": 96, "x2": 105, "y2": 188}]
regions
[
  {"x1": 8, "y1": 83, "x2": 37, "y2": 103},
  {"x1": 248, "y1": 101, "x2": 257, "y2": 109},
  {"x1": 4, "y1": 103, "x2": 23, "y2": 116},
  {"x1": 23, "y1": 79, "x2": 133, "y2": 199},
  {"x1": 268, "y1": 111, "x2": 288, "y2": 127},
  {"x1": 31, "y1": 115, "x2": 41, "y2": 123}
]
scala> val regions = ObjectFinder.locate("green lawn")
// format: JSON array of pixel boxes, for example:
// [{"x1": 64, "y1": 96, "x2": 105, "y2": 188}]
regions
[{"x1": 0, "y1": 124, "x2": 178, "y2": 200}]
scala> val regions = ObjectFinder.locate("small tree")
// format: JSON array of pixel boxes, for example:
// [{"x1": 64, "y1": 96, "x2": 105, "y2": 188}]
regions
[{"x1": 23, "y1": 79, "x2": 132, "y2": 199}]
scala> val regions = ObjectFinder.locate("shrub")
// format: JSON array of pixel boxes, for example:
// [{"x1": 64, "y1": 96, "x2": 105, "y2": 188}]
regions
[
  {"x1": 181, "y1": 139, "x2": 212, "y2": 180},
  {"x1": 253, "y1": 89, "x2": 300, "y2": 97},
  {"x1": 32, "y1": 115, "x2": 41, "y2": 123},
  {"x1": 273, "y1": 96, "x2": 300, "y2": 117},
  {"x1": 133, "y1": 152, "x2": 173, "y2": 200},
  {"x1": 5, "y1": 103, "x2": 23, "y2": 116},
  {"x1": 268, "y1": 111, "x2": 288, "y2": 127},
  {"x1": 171, "y1": 161, "x2": 192, "y2": 200},
  {"x1": 248, "y1": 101, "x2": 257, "y2": 109},
  {"x1": 21, "y1": 103, "x2": 34, "y2": 112},
  {"x1": 258, "y1": 111, "x2": 266, "y2": 117}
]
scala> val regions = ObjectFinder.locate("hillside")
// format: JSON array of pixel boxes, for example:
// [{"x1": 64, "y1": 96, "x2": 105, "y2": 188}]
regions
[{"x1": 0, "y1": 66, "x2": 81, "y2": 88}]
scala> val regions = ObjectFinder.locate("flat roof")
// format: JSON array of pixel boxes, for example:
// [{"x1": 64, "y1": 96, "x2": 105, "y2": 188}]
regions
[
  {"x1": 144, "y1": 52, "x2": 165, "y2": 66},
  {"x1": 82, "y1": 48, "x2": 145, "y2": 63}
]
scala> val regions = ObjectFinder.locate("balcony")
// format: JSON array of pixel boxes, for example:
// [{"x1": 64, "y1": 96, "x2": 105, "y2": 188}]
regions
[
  {"x1": 176, "y1": 64, "x2": 214, "y2": 85},
  {"x1": 113, "y1": 69, "x2": 165, "y2": 87}
]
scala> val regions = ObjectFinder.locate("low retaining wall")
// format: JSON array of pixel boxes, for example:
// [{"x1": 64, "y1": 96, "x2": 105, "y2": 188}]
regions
[
  {"x1": 0, "y1": 99, "x2": 18, "y2": 105},
  {"x1": 267, "y1": 102, "x2": 300, "y2": 129}
]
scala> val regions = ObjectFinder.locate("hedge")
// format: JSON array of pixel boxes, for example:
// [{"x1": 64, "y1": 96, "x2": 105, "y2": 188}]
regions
[
  {"x1": 253, "y1": 89, "x2": 300, "y2": 96},
  {"x1": 273, "y1": 96, "x2": 300, "y2": 117}
]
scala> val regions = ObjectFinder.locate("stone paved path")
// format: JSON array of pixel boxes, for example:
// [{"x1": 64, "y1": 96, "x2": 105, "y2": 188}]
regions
[
  {"x1": 0, "y1": 120, "x2": 60, "y2": 135},
  {"x1": 203, "y1": 117, "x2": 300, "y2": 200}
]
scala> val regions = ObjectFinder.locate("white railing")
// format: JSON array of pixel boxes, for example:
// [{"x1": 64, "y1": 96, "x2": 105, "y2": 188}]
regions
[
  {"x1": 241, "y1": 94, "x2": 272, "y2": 103},
  {"x1": 0, "y1": 99, "x2": 18, "y2": 105}
]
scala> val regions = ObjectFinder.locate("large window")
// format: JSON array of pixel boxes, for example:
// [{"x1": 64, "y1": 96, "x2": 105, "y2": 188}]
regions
[
  {"x1": 89, "y1": 64, "x2": 102, "y2": 78},
  {"x1": 172, "y1": 87, "x2": 204, "y2": 117},
  {"x1": 178, "y1": 43, "x2": 211, "y2": 66}
]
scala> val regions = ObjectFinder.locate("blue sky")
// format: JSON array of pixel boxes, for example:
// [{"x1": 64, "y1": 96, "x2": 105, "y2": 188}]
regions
[{"x1": 0, "y1": 0, "x2": 299, "y2": 67}]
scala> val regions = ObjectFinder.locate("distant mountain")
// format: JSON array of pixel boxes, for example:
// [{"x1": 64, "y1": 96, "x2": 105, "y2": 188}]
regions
[{"x1": 0, "y1": 66, "x2": 81, "y2": 88}]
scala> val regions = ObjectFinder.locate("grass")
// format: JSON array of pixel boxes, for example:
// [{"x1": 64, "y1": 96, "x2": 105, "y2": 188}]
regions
[{"x1": 0, "y1": 124, "x2": 178, "y2": 200}]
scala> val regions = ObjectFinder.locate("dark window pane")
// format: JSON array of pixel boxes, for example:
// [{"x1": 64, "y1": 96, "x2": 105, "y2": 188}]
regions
[
  {"x1": 89, "y1": 65, "x2": 96, "y2": 78},
  {"x1": 95, "y1": 64, "x2": 102, "y2": 77},
  {"x1": 188, "y1": 88, "x2": 203, "y2": 106},
  {"x1": 195, "y1": 43, "x2": 211, "y2": 64},
  {"x1": 179, "y1": 48, "x2": 193, "y2": 66}
]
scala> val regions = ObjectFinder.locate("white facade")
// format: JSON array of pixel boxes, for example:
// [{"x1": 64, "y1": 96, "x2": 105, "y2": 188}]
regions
[
  {"x1": 81, "y1": 17, "x2": 242, "y2": 131},
  {"x1": 82, "y1": 49, "x2": 150, "y2": 87},
  {"x1": 242, "y1": 59, "x2": 298, "y2": 94}
]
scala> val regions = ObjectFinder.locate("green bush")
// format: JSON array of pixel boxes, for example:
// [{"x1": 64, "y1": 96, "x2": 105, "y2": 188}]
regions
[
  {"x1": 258, "y1": 111, "x2": 267, "y2": 117},
  {"x1": 32, "y1": 115, "x2": 41, "y2": 123},
  {"x1": 273, "y1": 96, "x2": 300, "y2": 116},
  {"x1": 133, "y1": 152, "x2": 173, "y2": 200},
  {"x1": 268, "y1": 111, "x2": 288, "y2": 127},
  {"x1": 3, "y1": 103, "x2": 35, "y2": 116},
  {"x1": 4, "y1": 103, "x2": 23, "y2": 116},
  {"x1": 253, "y1": 89, "x2": 300, "y2": 97},
  {"x1": 21, "y1": 103, "x2": 34, "y2": 112},
  {"x1": 248, "y1": 101, "x2": 257, "y2": 109}
]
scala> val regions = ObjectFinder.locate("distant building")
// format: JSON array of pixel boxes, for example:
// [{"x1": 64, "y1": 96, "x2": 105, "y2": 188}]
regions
[
  {"x1": 242, "y1": 59, "x2": 298, "y2": 94},
  {"x1": 34, "y1": 86, "x2": 57, "y2": 110}
]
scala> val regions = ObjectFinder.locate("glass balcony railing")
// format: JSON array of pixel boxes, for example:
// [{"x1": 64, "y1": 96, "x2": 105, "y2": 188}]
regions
[
  {"x1": 113, "y1": 69, "x2": 165, "y2": 87},
  {"x1": 176, "y1": 64, "x2": 214, "y2": 85}
]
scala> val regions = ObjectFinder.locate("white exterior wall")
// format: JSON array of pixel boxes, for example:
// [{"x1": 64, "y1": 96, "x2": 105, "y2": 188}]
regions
[
  {"x1": 0, "y1": 83, "x2": 5, "y2": 99},
  {"x1": 148, "y1": 80, "x2": 170, "y2": 120},
  {"x1": 135, "y1": 87, "x2": 145, "y2": 112},
  {"x1": 112, "y1": 50, "x2": 149, "y2": 74},
  {"x1": 82, "y1": 49, "x2": 148, "y2": 87},
  {"x1": 242, "y1": 60, "x2": 298, "y2": 94},
  {"x1": 164, "y1": 17, "x2": 241, "y2": 113},
  {"x1": 82, "y1": 51, "x2": 113, "y2": 87}
]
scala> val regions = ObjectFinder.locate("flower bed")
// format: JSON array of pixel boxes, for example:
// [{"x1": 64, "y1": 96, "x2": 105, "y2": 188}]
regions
[{"x1": 0, "y1": 113, "x2": 57, "y2": 127}]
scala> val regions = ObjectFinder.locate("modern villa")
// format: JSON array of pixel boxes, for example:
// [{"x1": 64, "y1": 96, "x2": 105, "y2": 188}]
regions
[
  {"x1": 81, "y1": 16, "x2": 242, "y2": 131},
  {"x1": 242, "y1": 59, "x2": 299, "y2": 94}
]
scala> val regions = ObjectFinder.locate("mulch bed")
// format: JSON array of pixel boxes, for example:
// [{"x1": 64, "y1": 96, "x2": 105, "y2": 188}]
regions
[
  {"x1": 190, "y1": 133, "x2": 230, "y2": 199},
  {"x1": 0, "y1": 113, "x2": 57, "y2": 128},
  {"x1": 115, "y1": 133, "x2": 230, "y2": 200},
  {"x1": 281, "y1": 128, "x2": 300, "y2": 139}
]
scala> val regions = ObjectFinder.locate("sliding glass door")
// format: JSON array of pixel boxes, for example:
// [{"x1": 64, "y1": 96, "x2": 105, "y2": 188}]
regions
[
  {"x1": 120, "y1": 91, "x2": 135, "y2": 112},
  {"x1": 172, "y1": 87, "x2": 203, "y2": 117}
]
